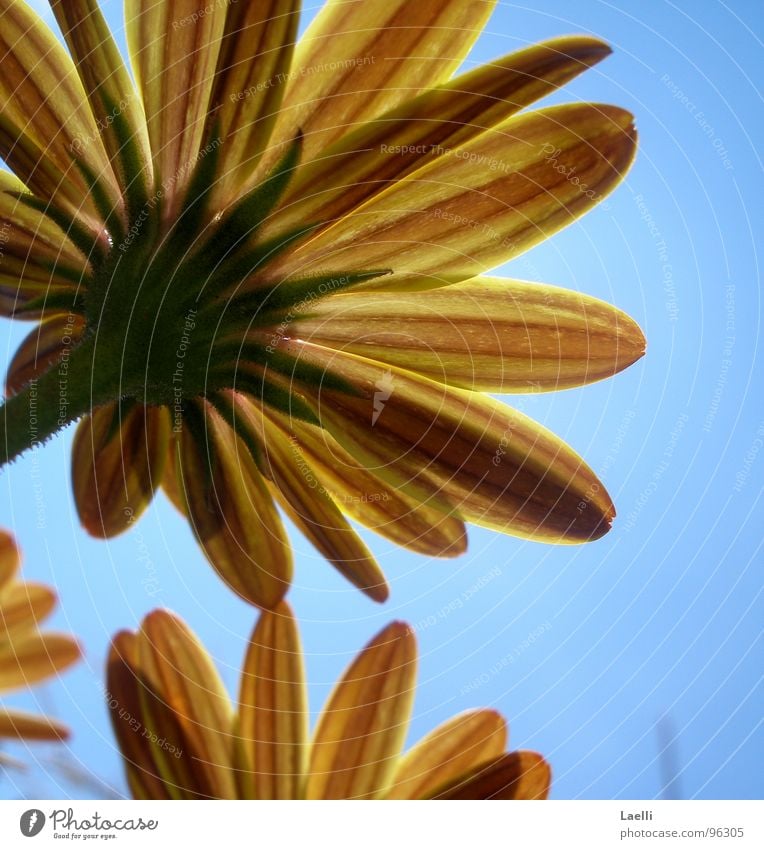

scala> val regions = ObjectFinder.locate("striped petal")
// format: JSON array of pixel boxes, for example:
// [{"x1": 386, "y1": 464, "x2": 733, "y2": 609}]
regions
[
  {"x1": 72, "y1": 403, "x2": 170, "y2": 538},
  {"x1": 106, "y1": 631, "x2": 173, "y2": 800},
  {"x1": 306, "y1": 621, "x2": 416, "y2": 799},
  {"x1": 137, "y1": 610, "x2": 236, "y2": 799},
  {"x1": 6, "y1": 315, "x2": 86, "y2": 397},
  {"x1": 237, "y1": 602, "x2": 307, "y2": 800},
  {"x1": 268, "y1": 104, "x2": 636, "y2": 290},
  {"x1": 0, "y1": 706, "x2": 69, "y2": 741},
  {"x1": 0, "y1": 530, "x2": 20, "y2": 590},
  {"x1": 203, "y1": 1, "x2": 299, "y2": 207},
  {"x1": 0, "y1": 632, "x2": 80, "y2": 693},
  {"x1": 176, "y1": 401, "x2": 292, "y2": 609},
  {"x1": 431, "y1": 750, "x2": 551, "y2": 799},
  {"x1": 386, "y1": 708, "x2": 507, "y2": 799},
  {"x1": 271, "y1": 36, "x2": 612, "y2": 233},
  {"x1": 234, "y1": 397, "x2": 388, "y2": 602},
  {"x1": 0, "y1": 582, "x2": 56, "y2": 641},
  {"x1": 287, "y1": 419, "x2": 467, "y2": 558},
  {"x1": 125, "y1": 0, "x2": 228, "y2": 213},
  {"x1": 279, "y1": 339, "x2": 615, "y2": 542},
  {"x1": 0, "y1": 0, "x2": 119, "y2": 224},
  {"x1": 291, "y1": 276, "x2": 645, "y2": 392},
  {"x1": 268, "y1": 0, "x2": 497, "y2": 163}
]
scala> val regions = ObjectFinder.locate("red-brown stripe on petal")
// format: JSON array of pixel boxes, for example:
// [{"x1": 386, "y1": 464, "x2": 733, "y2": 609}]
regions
[{"x1": 431, "y1": 750, "x2": 551, "y2": 799}]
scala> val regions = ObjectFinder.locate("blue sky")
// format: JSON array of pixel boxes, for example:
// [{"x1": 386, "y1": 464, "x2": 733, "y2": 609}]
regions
[{"x1": 1, "y1": 0, "x2": 762, "y2": 800}]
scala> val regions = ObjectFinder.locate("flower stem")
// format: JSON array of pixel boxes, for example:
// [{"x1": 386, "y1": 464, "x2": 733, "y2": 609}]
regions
[{"x1": 0, "y1": 335, "x2": 110, "y2": 467}]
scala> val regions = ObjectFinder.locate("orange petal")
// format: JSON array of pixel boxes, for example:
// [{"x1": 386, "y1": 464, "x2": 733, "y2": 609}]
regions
[
  {"x1": 137, "y1": 610, "x2": 236, "y2": 799},
  {"x1": 386, "y1": 708, "x2": 507, "y2": 799},
  {"x1": 0, "y1": 530, "x2": 20, "y2": 590},
  {"x1": 431, "y1": 750, "x2": 551, "y2": 799},
  {"x1": 237, "y1": 601, "x2": 307, "y2": 800},
  {"x1": 125, "y1": 0, "x2": 227, "y2": 214},
  {"x1": 0, "y1": 632, "x2": 80, "y2": 693},
  {"x1": 287, "y1": 419, "x2": 467, "y2": 558},
  {"x1": 72, "y1": 403, "x2": 169, "y2": 538},
  {"x1": 290, "y1": 276, "x2": 645, "y2": 392},
  {"x1": 6, "y1": 315, "x2": 87, "y2": 397},
  {"x1": 0, "y1": 706, "x2": 69, "y2": 741},
  {"x1": 266, "y1": 0, "x2": 497, "y2": 164},
  {"x1": 306, "y1": 621, "x2": 416, "y2": 799},
  {"x1": 0, "y1": 582, "x2": 56, "y2": 641},
  {"x1": 268, "y1": 104, "x2": 637, "y2": 290},
  {"x1": 279, "y1": 339, "x2": 615, "y2": 543},
  {"x1": 176, "y1": 401, "x2": 292, "y2": 608},
  {"x1": 271, "y1": 36, "x2": 613, "y2": 233}
]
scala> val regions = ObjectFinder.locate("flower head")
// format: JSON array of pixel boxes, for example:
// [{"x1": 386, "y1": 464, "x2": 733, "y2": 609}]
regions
[
  {"x1": 0, "y1": 529, "x2": 81, "y2": 750},
  {"x1": 0, "y1": 1, "x2": 645, "y2": 607},
  {"x1": 107, "y1": 603, "x2": 550, "y2": 799}
]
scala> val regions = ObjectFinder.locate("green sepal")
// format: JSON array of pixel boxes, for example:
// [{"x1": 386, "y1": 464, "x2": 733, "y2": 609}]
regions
[
  {"x1": 73, "y1": 155, "x2": 126, "y2": 247},
  {"x1": 22, "y1": 290, "x2": 86, "y2": 316}
]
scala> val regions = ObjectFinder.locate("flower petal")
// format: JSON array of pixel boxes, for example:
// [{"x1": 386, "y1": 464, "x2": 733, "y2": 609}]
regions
[
  {"x1": 6, "y1": 315, "x2": 86, "y2": 397},
  {"x1": 0, "y1": 632, "x2": 80, "y2": 693},
  {"x1": 0, "y1": 706, "x2": 69, "y2": 741},
  {"x1": 237, "y1": 601, "x2": 307, "y2": 800},
  {"x1": 268, "y1": 104, "x2": 637, "y2": 290},
  {"x1": 125, "y1": 0, "x2": 227, "y2": 211},
  {"x1": 386, "y1": 708, "x2": 507, "y2": 799},
  {"x1": 0, "y1": 0, "x2": 120, "y2": 223},
  {"x1": 287, "y1": 419, "x2": 467, "y2": 558},
  {"x1": 137, "y1": 610, "x2": 236, "y2": 799},
  {"x1": 106, "y1": 631, "x2": 173, "y2": 800},
  {"x1": 176, "y1": 401, "x2": 292, "y2": 609},
  {"x1": 267, "y1": 0, "x2": 497, "y2": 163},
  {"x1": 0, "y1": 582, "x2": 56, "y2": 641},
  {"x1": 291, "y1": 276, "x2": 645, "y2": 392},
  {"x1": 203, "y1": 1, "x2": 299, "y2": 207},
  {"x1": 271, "y1": 36, "x2": 612, "y2": 232},
  {"x1": 234, "y1": 397, "x2": 388, "y2": 602},
  {"x1": 306, "y1": 621, "x2": 416, "y2": 799},
  {"x1": 280, "y1": 339, "x2": 615, "y2": 542},
  {"x1": 431, "y1": 750, "x2": 551, "y2": 799},
  {"x1": 0, "y1": 530, "x2": 20, "y2": 590},
  {"x1": 72, "y1": 403, "x2": 170, "y2": 538}
]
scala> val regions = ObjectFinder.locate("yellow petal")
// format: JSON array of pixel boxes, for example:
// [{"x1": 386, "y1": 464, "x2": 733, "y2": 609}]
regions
[
  {"x1": 204, "y1": 1, "x2": 299, "y2": 207},
  {"x1": 287, "y1": 419, "x2": 467, "y2": 558},
  {"x1": 125, "y1": 0, "x2": 227, "y2": 212},
  {"x1": 237, "y1": 601, "x2": 307, "y2": 800},
  {"x1": 177, "y1": 401, "x2": 292, "y2": 609},
  {"x1": 0, "y1": 0, "x2": 120, "y2": 224},
  {"x1": 0, "y1": 706, "x2": 69, "y2": 741},
  {"x1": 0, "y1": 582, "x2": 56, "y2": 641},
  {"x1": 6, "y1": 315, "x2": 86, "y2": 397},
  {"x1": 278, "y1": 339, "x2": 615, "y2": 542},
  {"x1": 137, "y1": 610, "x2": 236, "y2": 799},
  {"x1": 291, "y1": 276, "x2": 645, "y2": 392},
  {"x1": 0, "y1": 632, "x2": 80, "y2": 693},
  {"x1": 431, "y1": 750, "x2": 551, "y2": 799},
  {"x1": 0, "y1": 530, "x2": 20, "y2": 590},
  {"x1": 386, "y1": 708, "x2": 507, "y2": 799},
  {"x1": 72, "y1": 403, "x2": 170, "y2": 538},
  {"x1": 268, "y1": 104, "x2": 637, "y2": 290},
  {"x1": 234, "y1": 397, "x2": 388, "y2": 602},
  {"x1": 267, "y1": 0, "x2": 497, "y2": 164},
  {"x1": 271, "y1": 36, "x2": 612, "y2": 233},
  {"x1": 106, "y1": 631, "x2": 173, "y2": 800},
  {"x1": 306, "y1": 621, "x2": 416, "y2": 799}
]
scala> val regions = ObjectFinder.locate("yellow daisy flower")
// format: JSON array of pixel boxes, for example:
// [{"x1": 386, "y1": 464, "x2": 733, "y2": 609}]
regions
[
  {"x1": 107, "y1": 603, "x2": 550, "y2": 799},
  {"x1": 0, "y1": 530, "x2": 80, "y2": 751},
  {"x1": 0, "y1": 1, "x2": 644, "y2": 607}
]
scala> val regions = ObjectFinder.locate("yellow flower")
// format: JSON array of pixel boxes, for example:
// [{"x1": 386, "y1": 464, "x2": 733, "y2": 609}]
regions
[
  {"x1": 107, "y1": 603, "x2": 550, "y2": 799},
  {"x1": 0, "y1": 1, "x2": 645, "y2": 608},
  {"x1": 0, "y1": 530, "x2": 80, "y2": 750}
]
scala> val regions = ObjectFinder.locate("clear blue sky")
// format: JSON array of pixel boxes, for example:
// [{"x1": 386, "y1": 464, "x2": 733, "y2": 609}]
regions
[{"x1": 1, "y1": 0, "x2": 762, "y2": 800}]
